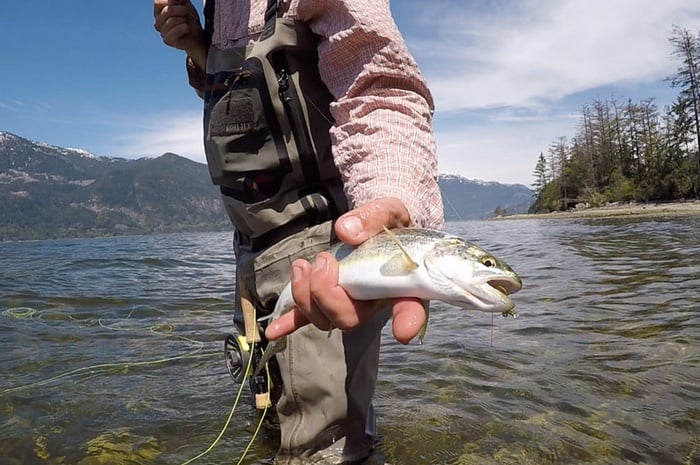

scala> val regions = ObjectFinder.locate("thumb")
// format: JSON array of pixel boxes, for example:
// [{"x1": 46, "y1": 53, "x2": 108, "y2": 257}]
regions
[{"x1": 335, "y1": 197, "x2": 411, "y2": 245}]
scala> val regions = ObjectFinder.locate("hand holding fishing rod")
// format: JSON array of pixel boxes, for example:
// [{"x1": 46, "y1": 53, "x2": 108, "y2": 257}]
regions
[{"x1": 153, "y1": 0, "x2": 207, "y2": 70}]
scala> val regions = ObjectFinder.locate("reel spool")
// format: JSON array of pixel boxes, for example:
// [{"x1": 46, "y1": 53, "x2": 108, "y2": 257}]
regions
[
  {"x1": 224, "y1": 333, "x2": 251, "y2": 384},
  {"x1": 224, "y1": 332, "x2": 283, "y2": 411}
]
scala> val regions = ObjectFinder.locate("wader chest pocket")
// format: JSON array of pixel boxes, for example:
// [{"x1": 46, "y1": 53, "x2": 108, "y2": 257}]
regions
[
  {"x1": 202, "y1": 18, "x2": 348, "y2": 240},
  {"x1": 206, "y1": 62, "x2": 291, "y2": 203}
]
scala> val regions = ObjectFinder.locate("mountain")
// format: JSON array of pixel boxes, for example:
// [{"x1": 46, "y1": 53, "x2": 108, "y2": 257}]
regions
[
  {"x1": 0, "y1": 131, "x2": 230, "y2": 241},
  {"x1": 0, "y1": 131, "x2": 534, "y2": 241},
  {"x1": 438, "y1": 174, "x2": 533, "y2": 220}
]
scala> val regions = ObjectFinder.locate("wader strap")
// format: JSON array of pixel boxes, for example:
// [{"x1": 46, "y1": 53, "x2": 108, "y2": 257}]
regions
[
  {"x1": 262, "y1": 0, "x2": 280, "y2": 40},
  {"x1": 203, "y1": 0, "x2": 215, "y2": 45},
  {"x1": 204, "y1": 0, "x2": 278, "y2": 39}
]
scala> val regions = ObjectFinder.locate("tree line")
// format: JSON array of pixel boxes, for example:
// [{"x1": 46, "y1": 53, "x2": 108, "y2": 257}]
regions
[{"x1": 531, "y1": 26, "x2": 700, "y2": 212}]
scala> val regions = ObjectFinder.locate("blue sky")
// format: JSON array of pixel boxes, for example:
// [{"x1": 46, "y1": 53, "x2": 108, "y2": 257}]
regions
[{"x1": 1, "y1": 1, "x2": 699, "y2": 186}]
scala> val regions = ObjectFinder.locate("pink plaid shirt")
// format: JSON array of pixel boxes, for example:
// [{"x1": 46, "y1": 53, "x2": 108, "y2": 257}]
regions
[{"x1": 196, "y1": 0, "x2": 443, "y2": 229}]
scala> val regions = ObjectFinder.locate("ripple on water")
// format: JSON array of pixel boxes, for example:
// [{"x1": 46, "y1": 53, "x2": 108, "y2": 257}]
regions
[{"x1": 1, "y1": 223, "x2": 699, "y2": 464}]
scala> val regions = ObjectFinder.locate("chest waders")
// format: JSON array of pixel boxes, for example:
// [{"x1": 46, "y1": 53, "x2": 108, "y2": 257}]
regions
[
  {"x1": 203, "y1": 2, "x2": 347, "y2": 244},
  {"x1": 205, "y1": 4, "x2": 389, "y2": 460},
  {"x1": 203, "y1": 0, "x2": 348, "y2": 409}
]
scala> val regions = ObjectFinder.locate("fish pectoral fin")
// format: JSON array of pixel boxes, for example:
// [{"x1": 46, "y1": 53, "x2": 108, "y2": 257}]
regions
[
  {"x1": 380, "y1": 252, "x2": 420, "y2": 276},
  {"x1": 417, "y1": 299, "x2": 430, "y2": 344},
  {"x1": 382, "y1": 226, "x2": 419, "y2": 270}
]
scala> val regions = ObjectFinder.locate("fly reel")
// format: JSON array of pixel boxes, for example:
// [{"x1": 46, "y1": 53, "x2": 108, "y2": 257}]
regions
[
  {"x1": 224, "y1": 333, "x2": 251, "y2": 384},
  {"x1": 224, "y1": 332, "x2": 282, "y2": 410}
]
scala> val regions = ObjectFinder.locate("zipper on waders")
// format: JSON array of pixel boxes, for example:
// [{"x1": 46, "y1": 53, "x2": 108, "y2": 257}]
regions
[{"x1": 277, "y1": 68, "x2": 321, "y2": 184}]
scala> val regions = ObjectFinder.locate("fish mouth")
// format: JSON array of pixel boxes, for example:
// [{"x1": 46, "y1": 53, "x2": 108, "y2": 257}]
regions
[
  {"x1": 487, "y1": 277, "x2": 522, "y2": 297},
  {"x1": 486, "y1": 277, "x2": 522, "y2": 316},
  {"x1": 457, "y1": 275, "x2": 522, "y2": 312}
]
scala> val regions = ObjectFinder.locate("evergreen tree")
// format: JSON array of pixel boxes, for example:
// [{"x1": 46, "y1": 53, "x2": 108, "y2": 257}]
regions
[
  {"x1": 528, "y1": 26, "x2": 700, "y2": 211},
  {"x1": 531, "y1": 152, "x2": 548, "y2": 196},
  {"x1": 668, "y1": 25, "x2": 700, "y2": 193}
]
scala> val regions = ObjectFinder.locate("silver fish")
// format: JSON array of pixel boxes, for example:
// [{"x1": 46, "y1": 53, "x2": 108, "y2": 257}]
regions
[{"x1": 253, "y1": 227, "x2": 522, "y2": 375}]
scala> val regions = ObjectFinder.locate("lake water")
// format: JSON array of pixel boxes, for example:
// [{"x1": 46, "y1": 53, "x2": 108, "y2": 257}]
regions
[{"x1": 0, "y1": 216, "x2": 698, "y2": 465}]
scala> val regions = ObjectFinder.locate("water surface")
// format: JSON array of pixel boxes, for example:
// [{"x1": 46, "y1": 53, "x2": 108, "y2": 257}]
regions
[{"x1": 1, "y1": 216, "x2": 698, "y2": 464}]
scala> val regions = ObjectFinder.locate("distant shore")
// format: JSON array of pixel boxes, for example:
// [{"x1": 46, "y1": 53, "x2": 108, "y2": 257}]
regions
[{"x1": 496, "y1": 200, "x2": 700, "y2": 220}]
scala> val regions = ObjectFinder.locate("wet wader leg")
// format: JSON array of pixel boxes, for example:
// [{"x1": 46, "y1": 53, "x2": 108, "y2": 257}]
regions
[
  {"x1": 342, "y1": 308, "x2": 392, "y2": 454},
  {"x1": 274, "y1": 308, "x2": 391, "y2": 464}
]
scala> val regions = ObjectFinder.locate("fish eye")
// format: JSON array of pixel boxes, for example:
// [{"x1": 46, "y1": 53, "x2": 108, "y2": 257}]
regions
[{"x1": 481, "y1": 256, "x2": 496, "y2": 267}]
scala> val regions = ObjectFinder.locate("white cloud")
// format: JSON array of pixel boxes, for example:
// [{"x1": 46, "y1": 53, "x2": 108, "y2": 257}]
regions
[
  {"x1": 434, "y1": 109, "x2": 579, "y2": 185},
  {"x1": 116, "y1": 111, "x2": 205, "y2": 162},
  {"x1": 0, "y1": 99, "x2": 23, "y2": 112},
  {"x1": 394, "y1": 0, "x2": 700, "y2": 184},
  {"x1": 407, "y1": 0, "x2": 700, "y2": 111}
]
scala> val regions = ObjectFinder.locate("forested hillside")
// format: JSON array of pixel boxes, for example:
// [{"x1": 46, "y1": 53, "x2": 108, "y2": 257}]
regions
[{"x1": 531, "y1": 26, "x2": 700, "y2": 211}]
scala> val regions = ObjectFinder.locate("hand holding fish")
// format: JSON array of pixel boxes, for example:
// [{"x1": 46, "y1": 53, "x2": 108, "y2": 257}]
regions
[
  {"x1": 265, "y1": 197, "x2": 428, "y2": 344},
  {"x1": 257, "y1": 197, "x2": 522, "y2": 375}
]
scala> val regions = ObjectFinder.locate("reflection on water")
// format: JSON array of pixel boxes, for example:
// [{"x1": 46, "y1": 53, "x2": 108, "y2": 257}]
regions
[{"x1": 1, "y1": 217, "x2": 698, "y2": 464}]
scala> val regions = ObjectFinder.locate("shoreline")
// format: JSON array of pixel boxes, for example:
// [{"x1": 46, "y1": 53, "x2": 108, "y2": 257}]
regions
[{"x1": 495, "y1": 200, "x2": 700, "y2": 220}]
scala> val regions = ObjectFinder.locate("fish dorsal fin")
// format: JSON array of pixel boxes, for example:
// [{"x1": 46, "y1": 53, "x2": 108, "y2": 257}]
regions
[{"x1": 379, "y1": 226, "x2": 420, "y2": 276}]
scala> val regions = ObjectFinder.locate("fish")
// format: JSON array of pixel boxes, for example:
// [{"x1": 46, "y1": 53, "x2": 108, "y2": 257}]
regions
[{"x1": 252, "y1": 227, "x2": 522, "y2": 376}]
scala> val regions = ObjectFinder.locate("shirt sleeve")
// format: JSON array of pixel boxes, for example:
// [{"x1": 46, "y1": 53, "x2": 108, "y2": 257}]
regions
[{"x1": 295, "y1": 0, "x2": 444, "y2": 229}]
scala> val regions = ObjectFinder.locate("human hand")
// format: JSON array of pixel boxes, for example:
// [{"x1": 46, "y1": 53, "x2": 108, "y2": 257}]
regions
[
  {"x1": 264, "y1": 197, "x2": 428, "y2": 345},
  {"x1": 153, "y1": 0, "x2": 208, "y2": 68}
]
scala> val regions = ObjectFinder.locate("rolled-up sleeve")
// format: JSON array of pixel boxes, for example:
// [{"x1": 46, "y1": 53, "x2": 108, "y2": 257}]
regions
[{"x1": 297, "y1": 0, "x2": 444, "y2": 229}]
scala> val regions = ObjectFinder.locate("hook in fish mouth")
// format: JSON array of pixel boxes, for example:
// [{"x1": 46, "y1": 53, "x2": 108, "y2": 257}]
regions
[
  {"x1": 500, "y1": 307, "x2": 519, "y2": 318},
  {"x1": 487, "y1": 278, "x2": 522, "y2": 318}
]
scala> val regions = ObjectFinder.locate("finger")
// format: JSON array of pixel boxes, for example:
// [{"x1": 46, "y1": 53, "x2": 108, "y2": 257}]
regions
[
  {"x1": 290, "y1": 259, "x2": 332, "y2": 331},
  {"x1": 154, "y1": 2, "x2": 187, "y2": 20},
  {"x1": 157, "y1": 16, "x2": 187, "y2": 36},
  {"x1": 154, "y1": 6, "x2": 188, "y2": 30},
  {"x1": 160, "y1": 24, "x2": 190, "y2": 47},
  {"x1": 153, "y1": 0, "x2": 168, "y2": 16},
  {"x1": 390, "y1": 298, "x2": 427, "y2": 344},
  {"x1": 307, "y1": 253, "x2": 364, "y2": 331},
  {"x1": 335, "y1": 197, "x2": 411, "y2": 245},
  {"x1": 264, "y1": 308, "x2": 310, "y2": 341}
]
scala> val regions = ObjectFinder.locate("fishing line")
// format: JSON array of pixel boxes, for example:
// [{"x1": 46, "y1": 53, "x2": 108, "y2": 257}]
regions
[
  {"x1": 439, "y1": 185, "x2": 466, "y2": 222},
  {"x1": 179, "y1": 340, "x2": 271, "y2": 465},
  {"x1": 0, "y1": 307, "x2": 208, "y2": 395},
  {"x1": 2, "y1": 306, "x2": 272, "y2": 462},
  {"x1": 235, "y1": 366, "x2": 271, "y2": 465},
  {"x1": 3, "y1": 307, "x2": 39, "y2": 319}
]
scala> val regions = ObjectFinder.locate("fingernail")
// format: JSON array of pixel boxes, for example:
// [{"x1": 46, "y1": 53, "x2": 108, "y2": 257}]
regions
[
  {"x1": 338, "y1": 215, "x2": 363, "y2": 239},
  {"x1": 291, "y1": 264, "x2": 303, "y2": 283},
  {"x1": 312, "y1": 255, "x2": 328, "y2": 273}
]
